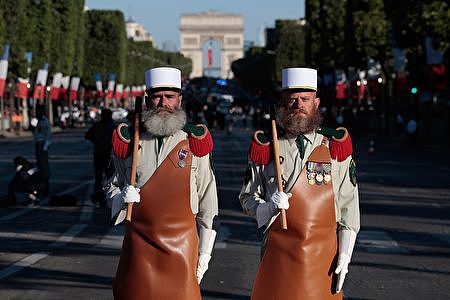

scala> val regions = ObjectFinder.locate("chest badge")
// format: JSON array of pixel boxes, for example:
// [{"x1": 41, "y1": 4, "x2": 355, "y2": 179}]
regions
[
  {"x1": 178, "y1": 148, "x2": 189, "y2": 168},
  {"x1": 306, "y1": 161, "x2": 332, "y2": 185}
]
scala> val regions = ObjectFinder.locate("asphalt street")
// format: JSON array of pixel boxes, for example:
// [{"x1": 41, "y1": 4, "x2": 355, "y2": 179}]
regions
[{"x1": 0, "y1": 124, "x2": 449, "y2": 299}]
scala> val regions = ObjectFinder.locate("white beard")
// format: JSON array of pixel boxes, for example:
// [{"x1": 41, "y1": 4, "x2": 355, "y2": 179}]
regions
[{"x1": 142, "y1": 108, "x2": 186, "y2": 136}]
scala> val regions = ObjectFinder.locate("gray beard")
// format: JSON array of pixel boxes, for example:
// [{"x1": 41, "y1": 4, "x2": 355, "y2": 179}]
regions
[
  {"x1": 142, "y1": 108, "x2": 186, "y2": 136},
  {"x1": 277, "y1": 106, "x2": 322, "y2": 136}
]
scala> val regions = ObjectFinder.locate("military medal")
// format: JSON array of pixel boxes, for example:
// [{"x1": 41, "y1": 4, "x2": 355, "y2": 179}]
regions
[
  {"x1": 178, "y1": 149, "x2": 189, "y2": 168},
  {"x1": 315, "y1": 173, "x2": 323, "y2": 184},
  {"x1": 306, "y1": 161, "x2": 332, "y2": 186}
]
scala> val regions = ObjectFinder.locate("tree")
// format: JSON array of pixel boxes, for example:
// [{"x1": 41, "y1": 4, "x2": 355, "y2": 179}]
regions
[
  {"x1": 83, "y1": 10, "x2": 127, "y2": 87},
  {"x1": 50, "y1": 0, "x2": 85, "y2": 76},
  {"x1": 1, "y1": 0, "x2": 30, "y2": 78},
  {"x1": 345, "y1": 0, "x2": 390, "y2": 69},
  {"x1": 274, "y1": 19, "x2": 307, "y2": 81}
]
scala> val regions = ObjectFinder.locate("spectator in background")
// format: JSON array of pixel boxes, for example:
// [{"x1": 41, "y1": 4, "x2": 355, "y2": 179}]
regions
[
  {"x1": 85, "y1": 108, "x2": 114, "y2": 207},
  {"x1": 32, "y1": 105, "x2": 51, "y2": 197},
  {"x1": 406, "y1": 113, "x2": 418, "y2": 151}
]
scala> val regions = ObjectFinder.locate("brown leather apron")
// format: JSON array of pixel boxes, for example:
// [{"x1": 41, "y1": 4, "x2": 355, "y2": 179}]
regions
[
  {"x1": 113, "y1": 140, "x2": 201, "y2": 300},
  {"x1": 252, "y1": 140, "x2": 342, "y2": 300}
]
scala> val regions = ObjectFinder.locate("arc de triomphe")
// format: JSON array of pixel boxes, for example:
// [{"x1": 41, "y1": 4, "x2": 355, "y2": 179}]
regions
[{"x1": 180, "y1": 11, "x2": 244, "y2": 78}]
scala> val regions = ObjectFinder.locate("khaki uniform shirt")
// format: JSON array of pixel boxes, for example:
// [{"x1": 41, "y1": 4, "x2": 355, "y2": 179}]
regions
[
  {"x1": 239, "y1": 130, "x2": 360, "y2": 233},
  {"x1": 106, "y1": 130, "x2": 218, "y2": 230}
]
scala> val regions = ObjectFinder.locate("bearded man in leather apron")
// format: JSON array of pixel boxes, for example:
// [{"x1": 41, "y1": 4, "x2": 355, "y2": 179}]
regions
[
  {"x1": 240, "y1": 68, "x2": 360, "y2": 300},
  {"x1": 106, "y1": 67, "x2": 218, "y2": 299}
]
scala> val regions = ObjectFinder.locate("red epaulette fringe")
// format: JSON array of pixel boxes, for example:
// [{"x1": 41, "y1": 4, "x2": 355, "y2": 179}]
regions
[
  {"x1": 112, "y1": 123, "x2": 131, "y2": 159},
  {"x1": 249, "y1": 130, "x2": 271, "y2": 165},
  {"x1": 329, "y1": 127, "x2": 353, "y2": 162},
  {"x1": 187, "y1": 124, "x2": 213, "y2": 157}
]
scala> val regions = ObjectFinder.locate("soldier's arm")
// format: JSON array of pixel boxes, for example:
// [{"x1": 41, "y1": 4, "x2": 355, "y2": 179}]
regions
[
  {"x1": 195, "y1": 153, "x2": 218, "y2": 230},
  {"x1": 104, "y1": 154, "x2": 130, "y2": 225},
  {"x1": 335, "y1": 156, "x2": 360, "y2": 233}
]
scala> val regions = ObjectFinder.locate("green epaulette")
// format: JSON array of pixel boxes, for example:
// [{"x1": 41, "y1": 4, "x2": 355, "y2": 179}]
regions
[
  {"x1": 182, "y1": 123, "x2": 206, "y2": 137},
  {"x1": 317, "y1": 126, "x2": 346, "y2": 140}
]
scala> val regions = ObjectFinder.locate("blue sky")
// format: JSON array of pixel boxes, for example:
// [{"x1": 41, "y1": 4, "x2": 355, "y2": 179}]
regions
[{"x1": 86, "y1": 0, "x2": 305, "y2": 50}]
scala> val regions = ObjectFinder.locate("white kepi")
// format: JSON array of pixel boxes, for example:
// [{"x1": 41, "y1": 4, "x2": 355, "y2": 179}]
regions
[
  {"x1": 282, "y1": 67, "x2": 317, "y2": 91},
  {"x1": 145, "y1": 67, "x2": 181, "y2": 91}
]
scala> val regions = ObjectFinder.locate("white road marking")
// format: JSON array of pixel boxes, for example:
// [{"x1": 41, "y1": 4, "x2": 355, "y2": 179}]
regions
[
  {"x1": 215, "y1": 226, "x2": 231, "y2": 249},
  {"x1": 357, "y1": 230, "x2": 409, "y2": 254},
  {"x1": 0, "y1": 180, "x2": 95, "y2": 279},
  {"x1": 98, "y1": 225, "x2": 125, "y2": 249},
  {"x1": 0, "y1": 224, "x2": 88, "y2": 279}
]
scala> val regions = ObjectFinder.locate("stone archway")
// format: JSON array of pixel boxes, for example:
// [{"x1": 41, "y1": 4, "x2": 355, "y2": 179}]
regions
[{"x1": 180, "y1": 11, "x2": 244, "y2": 78}]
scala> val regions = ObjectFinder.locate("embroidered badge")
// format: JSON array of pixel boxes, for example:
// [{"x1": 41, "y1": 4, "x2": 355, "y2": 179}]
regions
[
  {"x1": 349, "y1": 159, "x2": 357, "y2": 186},
  {"x1": 178, "y1": 149, "x2": 189, "y2": 168}
]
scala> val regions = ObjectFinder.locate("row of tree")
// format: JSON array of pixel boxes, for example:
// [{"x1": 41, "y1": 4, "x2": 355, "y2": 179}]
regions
[
  {"x1": 233, "y1": 0, "x2": 449, "y2": 91},
  {"x1": 0, "y1": 0, "x2": 192, "y2": 88}
]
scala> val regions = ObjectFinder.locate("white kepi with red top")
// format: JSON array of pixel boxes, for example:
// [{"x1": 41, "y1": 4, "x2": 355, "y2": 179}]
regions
[
  {"x1": 282, "y1": 67, "x2": 317, "y2": 91},
  {"x1": 145, "y1": 67, "x2": 181, "y2": 91}
]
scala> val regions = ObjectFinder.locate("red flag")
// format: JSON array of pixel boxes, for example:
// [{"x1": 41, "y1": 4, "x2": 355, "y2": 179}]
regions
[
  {"x1": 33, "y1": 84, "x2": 45, "y2": 100},
  {"x1": 15, "y1": 81, "x2": 28, "y2": 99},
  {"x1": 50, "y1": 87, "x2": 60, "y2": 100},
  {"x1": 335, "y1": 83, "x2": 347, "y2": 100},
  {"x1": 207, "y1": 45, "x2": 212, "y2": 68}
]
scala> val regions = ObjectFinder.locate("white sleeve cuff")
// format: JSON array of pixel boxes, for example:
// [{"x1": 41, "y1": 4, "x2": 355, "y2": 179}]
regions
[{"x1": 199, "y1": 228, "x2": 217, "y2": 255}]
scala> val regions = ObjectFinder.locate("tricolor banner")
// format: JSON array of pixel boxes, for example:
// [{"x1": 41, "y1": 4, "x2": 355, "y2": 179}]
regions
[
  {"x1": 69, "y1": 77, "x2": 80, "y2": 101},
  {"x1": 335, "y1": 69, "x2": 347, "y2": 100},
  {"x1": 123, "y1": 86, "x2": 130, "y2": 100},
  {"x1": 94, "y1": 73, "x2": 103, "y2": 99},
  {"x1": 33, "y1": 63, "x2": 49, "y2": 100},
  {"x1": 60, "y1": 75, "x2": 70, "y2": 101},
  {"x1": 114, "y1": 83, "x2": 123, "y2": 100},
  {"x1": 50, "y1": 72, "x2": 62, "y2": 101},
  {"x1": 15, "y1": 77, "x2": 29, "y2": 100},
  {"x1": 106, "y1": 73, "x2": 116, "y2": 100},
  {"x1": 0, "y1": 44, "x2": 10, "y2": 98}
]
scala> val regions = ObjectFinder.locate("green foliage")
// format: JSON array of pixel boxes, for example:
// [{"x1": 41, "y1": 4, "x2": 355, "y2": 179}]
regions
[
  {"x1": 422, "y1": 2, "x2": 450, "y2": 52},
  {"x1": 72, "y1": 0, "x2": 86, "y2": 77},
  {"x1": 125, "y1": 40, "x2": 155, "y2": 85},
  {"x1": 347, "y1": 0, "x2": 389, "y2": 68},
  {"x1": 0, "y1": 5, "x2": 4, "y2": 47},
  {"x1": 274, "y1": 19, "x2": 307, "y2": 81},
  {"x1": 306, "y1": 0, "x2": 390, "y2": 71},
  {"x1": 306, "y1": 0, "x2": 347, "y2": 71},
  {"x1": 50, "y1": 0, "x2": 85, "y2": 77},
  {"x1": 125, "y1": 39, "x2": 192, "y2": 85},
  {"x1": 1, "y1": 0, "x2": 29, "y2": 78},
  {"x1": 0, "y1": 0, "x2": 85, "y2": 80},
  {"x1": 83, "y1": 10, "x2": 127, "y2": 87},
  {"x1": 231, "y1": 47, "x2": 276, "y2": 89},
  {"x1": 26, "y1": 0, "x2": 52, "y2": 75}
]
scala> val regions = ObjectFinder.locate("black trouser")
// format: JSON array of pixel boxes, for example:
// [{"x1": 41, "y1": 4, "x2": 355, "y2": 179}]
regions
[
  {"x1": 35, "y1": 141, "x2": 50, "y2": 195},
  {"x1": 93, "y1": 152, "x2": 110, "y2": 196}
]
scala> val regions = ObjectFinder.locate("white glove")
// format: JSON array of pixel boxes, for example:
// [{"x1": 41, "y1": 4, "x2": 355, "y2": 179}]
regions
[
  {"x1": 270, "y1": 191, "x2": 292, "y2": 210},
  {"x1": 197, "y1": 228, "x2": 217, "y2": 284},
  {"x1": 121, "y1": 185, "x2": 140, "y2": 203},
  {"x1": 196, "y1": 253, "x2": 211, "y2": 284},
  {"x1": 335, "y1": 229, "x2": 357, "y2": 293}
]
